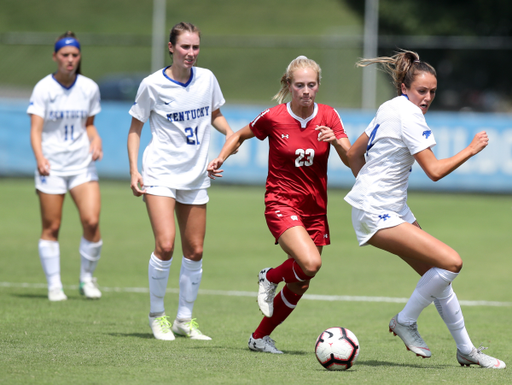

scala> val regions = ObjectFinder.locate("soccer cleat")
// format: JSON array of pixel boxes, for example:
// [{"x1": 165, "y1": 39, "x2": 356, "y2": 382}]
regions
[
  {"x1": 48, "y1": 288, "x2": 67, "y2": 302},
  {"x1": 257, "y1": 267, "x2": 277, "y2": 317},
  {"x1": 457, "y1": 346, "x2": 506, "y2": 369},
  {"x1": 79, "y1": 278, "x2": 102, "y2": 299},
  {"x1": 389, "y1": 314, "x2": 431, "y2": 358},
  {"x1": 248, "y1": 334, "x2": 283, "y2": 354},
  {"x1": 149, "y1": 315, "x2": 175, "y2": 341},
  {"x1": 172, "y1": 318, "x2": 211, "y2": 340}
]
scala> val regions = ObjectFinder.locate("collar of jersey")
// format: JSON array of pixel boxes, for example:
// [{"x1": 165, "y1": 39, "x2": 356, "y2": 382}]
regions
[
  {"x1": 286, "y1": 102, "x2": 318, "y2": 128},
  {"x1": 51, "y1": 73, "x2": 78, "y2": 90},
  {"x1": 162, "y1": 66, "x2": 194, "y2": 87}
]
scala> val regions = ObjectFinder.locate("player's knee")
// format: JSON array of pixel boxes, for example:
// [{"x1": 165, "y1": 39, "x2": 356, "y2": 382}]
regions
[
  {"x1": 302, "y1": 258, "x2": 322, "y2": 277},
  {"x1": 155, "y1": 241, "x2": 175, "y2": 259},
  {"x1": 43, "y1": 220, "x2": 61, "y2": 239},
  {"x1": 185, "y1": 247, "x2": 203, "y2": 262},
  {"x1": 82, "y1": 215, "x2": 99, "y2": 234},
  {"x1": 446, "y1": 252, "x2": 463, "y2": 273}
]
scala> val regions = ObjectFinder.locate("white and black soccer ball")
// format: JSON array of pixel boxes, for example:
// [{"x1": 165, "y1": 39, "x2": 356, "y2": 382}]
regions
[{"x1": 315, "y1": 327, "x2": 360, "y2": 371}]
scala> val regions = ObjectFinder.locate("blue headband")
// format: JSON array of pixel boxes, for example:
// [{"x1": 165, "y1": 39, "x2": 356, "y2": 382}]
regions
[{"x1": 54, "y1": 37, "x2": 81, "y2": 53}]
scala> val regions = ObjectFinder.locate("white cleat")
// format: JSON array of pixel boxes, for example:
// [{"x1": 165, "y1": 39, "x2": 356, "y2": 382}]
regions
[
  {"x1": 389, "y1": 314, "x2": 431, "y2": 358},
  {"x1": 257, "y1": 268, "x2": 277, "y2": 318},
  {"x1": 79, "y1": 278, "x2": 102, "y2": 299},
  {"x1": 48, "y1": 288, "x2": 67, "y2": 302},
  {"x1": 149, "y1": 315, "x2": 175, "y2": 341},
  {"x1": 248, "y1": 334, "x2": 283, "y2": 354},
  {"x1": 457, "y1": 346, "x2": 506, "y2": 369},
  {"x1": 172, "y1": 318, "x2": 211, "y2": 340}
]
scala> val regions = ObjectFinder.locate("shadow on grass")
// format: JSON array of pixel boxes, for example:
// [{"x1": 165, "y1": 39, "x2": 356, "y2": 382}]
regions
[
  {"x1": 11, "y1": 293, "x2": 50, "y2": 300},
  {"x1": 357, "y1": 359, "x2": 450, "y2": 369},
  {"x1": 108, "y1": 332, "x2": 155, "y2": 339}
]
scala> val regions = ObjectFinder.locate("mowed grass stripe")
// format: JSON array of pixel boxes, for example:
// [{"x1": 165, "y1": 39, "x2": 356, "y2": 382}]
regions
[{"x1": 2, "y1": 281, "x2": 510, "y2": 307}]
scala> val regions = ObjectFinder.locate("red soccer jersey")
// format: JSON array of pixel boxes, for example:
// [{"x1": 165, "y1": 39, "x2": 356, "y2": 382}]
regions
[{"x1": 250, "y1": 103, "x2": 347, "y2": 216}]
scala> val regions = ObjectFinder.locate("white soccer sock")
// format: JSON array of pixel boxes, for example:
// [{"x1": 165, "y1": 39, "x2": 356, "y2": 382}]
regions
[
  {"x1": 434, "y1": 285, "x2": 474, "y2": 354},
  {"x1": 79, "y1": 237, "x2": 103, "y2": 283},
  {"x1": 177, "y1": 256, "x2": 202, "y2": 320},
  {"x1": 38, "y1": 239, "x2": 62, "y2": 291},
  {"x1": 398, "y1": 267, "x2": 458, "y2": 326},
  {"x1": 148, "y1": 253, "x2": 172, "y2": 314}
]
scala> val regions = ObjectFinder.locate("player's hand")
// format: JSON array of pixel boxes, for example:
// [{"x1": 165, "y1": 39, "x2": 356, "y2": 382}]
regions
[
  {"x1": 315, "y1": 125, "x2": 336, "y2": 143},
  {"x1": 89, "y1": 136, "x2": 103, "y2": 161},
  {"x1": 37, "y1": 157, "x2": 51, "y2": 176},
  {"x1": 468, "y1": 131, "x2": 489, "y2": 155},
  {"x1": 207, "y1": 158, "x2": 224, "y2": 179},
  {"x1": 130, "y1": 171, "x2": 146, "y2": 197}
]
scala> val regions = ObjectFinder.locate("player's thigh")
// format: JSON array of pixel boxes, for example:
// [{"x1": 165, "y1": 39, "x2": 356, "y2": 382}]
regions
[
  {"x1": 70, "y1": 181, "x2": 101, "y2": 223},
  {"x1": 278, "y1": 226, "x2": 322, "y2": 275},
  {"x1": 145, "y1": 194, "x2": 177, "y2": 245},
  {"x1": 175, "y1": 202, "x2": 206, "y2": 259},
  {"x1": 368, "y1": 222, "x2": 462, "y2": 272},
  {"x1": 37, "y1": 191, "x2": 65, "y2": 231}
]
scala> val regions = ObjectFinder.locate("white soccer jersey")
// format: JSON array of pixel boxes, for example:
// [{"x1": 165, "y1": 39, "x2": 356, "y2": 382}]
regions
[
  {"x1": 129, "y1": 66, "x2": 225, "y2": 190},
  {"x1": 27, "y1": 74, "x2": 101, "y2": 176},
  {"x1": 345, "y1": 95, "x2": 437, "y2": 213}
]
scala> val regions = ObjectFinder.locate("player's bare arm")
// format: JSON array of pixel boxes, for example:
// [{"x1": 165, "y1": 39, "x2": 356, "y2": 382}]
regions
[
  {"x1": 127, "y1": 117, "x2": 146, "y2": 196},
  {"x1": 30, "y1": 114, "x2": 51, "y2": 176},
  {"x1": 346, "y1": 132, "x2": 369, "y2": 177},
  {"x1": 414, "y1": 131, "x2": 488, "y2": 182},
  {"x1": 207, "y1": 124, "x2": 255, "y2": 179},
  {"x1": 86, "y1": 116, "x2": 103, "y2": 161},
  {"x1": 315, "y1": 125, "x2": 351, "y2": 167}
]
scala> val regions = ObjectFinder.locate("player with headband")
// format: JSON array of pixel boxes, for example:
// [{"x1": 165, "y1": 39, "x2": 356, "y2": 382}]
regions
[{"x1": 28, "y1": 31, "x2": 103, "y2": 302}]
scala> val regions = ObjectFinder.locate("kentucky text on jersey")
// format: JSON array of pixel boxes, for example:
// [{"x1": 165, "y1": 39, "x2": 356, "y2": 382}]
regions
[
  {"x1": 166, "y1": 106, "x2": 210, "y2": 122},
  {"x1": 49, "y1": 110, "x2": 88, "y2": 120}
]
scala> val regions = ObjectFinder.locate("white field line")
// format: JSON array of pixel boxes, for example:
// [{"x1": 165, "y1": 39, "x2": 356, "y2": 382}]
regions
[{"x1": 1, "y1": 281, "x2": 510, "y2": 307}]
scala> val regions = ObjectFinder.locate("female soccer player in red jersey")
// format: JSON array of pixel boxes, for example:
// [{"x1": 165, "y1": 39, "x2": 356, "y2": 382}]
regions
[{"x1": 208, "y1": 56, "x2": 351, "y2": 353}]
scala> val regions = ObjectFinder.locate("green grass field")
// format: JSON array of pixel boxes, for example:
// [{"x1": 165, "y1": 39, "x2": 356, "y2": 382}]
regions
[{"x1": 1, "y1": 178, "x2": 511, "y2": 384}]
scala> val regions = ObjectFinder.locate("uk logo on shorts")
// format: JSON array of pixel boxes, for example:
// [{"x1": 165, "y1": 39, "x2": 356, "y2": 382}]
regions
[
  {"x1": 291, "y1": 215, "x2": 298, "y2": 221},
  {"x1": 378, "y1": 213, "x2": 390, "y2": 221},
  {"x1": 40, "y1": 176, "x2": 47, "y2": 184},
  {"x1": 275, "y1": 210, "x2": 283, "y2": 218}
]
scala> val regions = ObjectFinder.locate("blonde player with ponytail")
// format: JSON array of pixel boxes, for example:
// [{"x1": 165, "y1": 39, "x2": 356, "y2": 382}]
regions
[{"x1": 208, "y1": 56, "x2": 351, "y2": 353}]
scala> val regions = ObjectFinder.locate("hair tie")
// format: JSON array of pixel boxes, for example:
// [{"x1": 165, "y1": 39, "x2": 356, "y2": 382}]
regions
[
  {"x1": 413, "y1": 60, "x2": 420, "y2": 63},
  {"x1": 54, "y1": 37, "x2": 81, "y2": 53}
]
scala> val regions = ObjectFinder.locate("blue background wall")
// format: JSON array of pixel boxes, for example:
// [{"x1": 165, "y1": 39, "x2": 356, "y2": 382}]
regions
[{"x1": 2, "y1": 99, "x2": 512, "y2": 193}]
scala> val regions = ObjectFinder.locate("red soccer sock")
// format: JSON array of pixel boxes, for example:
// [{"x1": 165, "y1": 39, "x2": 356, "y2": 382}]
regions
[
  {"x1": 266, "y1": 259, "x2": 311, "y2": 284},
  {"x1": 253, "y1": 285, "x2": 303, "y2": 339}
]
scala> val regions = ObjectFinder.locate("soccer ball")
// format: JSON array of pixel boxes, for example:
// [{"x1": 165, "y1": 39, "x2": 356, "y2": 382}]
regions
[{"x1": 315, "y1": 327, "x2": 360, "y2": 371}]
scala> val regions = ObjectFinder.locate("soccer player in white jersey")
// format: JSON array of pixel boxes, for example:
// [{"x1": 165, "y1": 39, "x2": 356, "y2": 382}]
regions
[
  {"x1": 345, "y1": 50, "x2": 505, "y2": 369},
  {"x1": 28, "y1": 31, "x2": 103, "y2": 302},
  {"x1": 127, "y1": 22, "x2": 234, "y2": 341}
]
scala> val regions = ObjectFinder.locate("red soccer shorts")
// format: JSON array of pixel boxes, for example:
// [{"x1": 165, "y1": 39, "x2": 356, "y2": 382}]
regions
[{"x1": 265, "y1": 204, "x2": 330, "y2": 246}]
